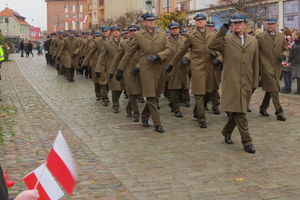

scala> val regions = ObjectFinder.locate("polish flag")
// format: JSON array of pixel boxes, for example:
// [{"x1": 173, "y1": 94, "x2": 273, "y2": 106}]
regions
[
  {"x1": 23, "y1": 164, "x2": 64, "y2": 200},
  {"x1": 82, "y1": 15, "x2": 88, "y2": 24},
  {"x1": 70, "y1": 16, "x2": 76, "y2": 23},
  {"x1": 46, "y1": 131, "x2": 77, "y2": 194}
]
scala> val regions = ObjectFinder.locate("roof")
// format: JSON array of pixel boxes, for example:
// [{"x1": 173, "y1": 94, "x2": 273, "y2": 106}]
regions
[{"x1": 0, "y1": 7, "x2": 31, "y2": 26}]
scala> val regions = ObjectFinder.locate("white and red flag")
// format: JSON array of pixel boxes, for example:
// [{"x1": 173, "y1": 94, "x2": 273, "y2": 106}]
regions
[
  {"x1": 82, "y1": 15, "x2": 88, "y2": 24},
  {"x1": 23, "y1": 164, "x2": 64, "y2": 200},
  {"x1": 70, "y1": 16, "x2": 76, "y2": 23},
  {"x1": 46, "y1": 131, "x2": 77, "y2": 194}
]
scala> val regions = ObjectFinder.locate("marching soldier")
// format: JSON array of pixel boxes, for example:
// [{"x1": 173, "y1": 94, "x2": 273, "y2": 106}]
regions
[
  {"x1": 118, "y1": 13, "x2": 172, "y2": 133},
  {"x1": 57, "y1": 30, "x2": 81, "y2": 82},
  {"x1": 208, "y1": 14, "x2": 259, "y2": 153},
  {"x1": 169, "y1": 13, "x2": 216, "y2": 128},
  {"x1": 55, "y1": 32, "x2": 65, "y2": 76},
  {"x1": 82, "y1": 31, "x2": 102, "y2": 100},
  {"x1": 95, "y1": 26, "x2": 111, "y2": 106},
  {"x1": 97, "y1": 25, "x2": 123, "y2": 113},
  {"x1": 165, "y1": 22, "x2": 190, "y2": 118},
  {"x1": 257, "y1": 17, "x2": 289, "y2": 121},
  {"x1": 44, "y1": 35, "x2": 52, "y2": 65},
  {"x1": 113, "y1": 25, "x2": 142, "y2": 122}
]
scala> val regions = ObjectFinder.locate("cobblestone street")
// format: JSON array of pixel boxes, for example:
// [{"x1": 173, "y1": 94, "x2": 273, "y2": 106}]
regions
[{"x1": 1, "y1": 53, "x2": 300, "y2": 199}]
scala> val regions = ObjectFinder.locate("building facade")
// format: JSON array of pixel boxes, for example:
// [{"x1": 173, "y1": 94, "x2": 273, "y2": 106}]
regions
[
  {"x1": 0, "y1": 7, "x2": 31, "y2": 39},
  {"x1": 187, "y1": 0, "x2": 300, "y2": 30},
  {"x1": 45, "y1": 0, "x2": 89, "y2": 33},
  {"x1": 30, "y1": 27, "x2": 42, "y2": 41}
]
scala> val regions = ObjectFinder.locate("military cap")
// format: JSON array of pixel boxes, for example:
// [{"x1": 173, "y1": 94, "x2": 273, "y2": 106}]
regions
[
  {"x1": 231, "y1": 14, "x2": 248, "y2": 23},
  {"x1": 180, "y1": 29, "x2": 188, "y2": 35},
  {"x1": 101, "y1": 25, "x2": 110, "y2": 32},
  {"x1": 122, "y1": 29, "x2": 129, "y2": 34},
  {"x1": 206, "y1": 21, "x2": 215, "y2": 27},
  {"x1": 110, "y1": 25, "x2": 120, "y2": 31},
  {"x1": 58, "y1": 31, "x2": 64, "y2": 35},
  {"x1": 142, "y1": 13, "x2": 156, "y2": 21},
  {"x1": 85, "y1": 31, "x2": 92, "y2": 35},
  {"x1": 168, "y1": 22, "x2": 180, "y2": 29},
  {"x1": 165, "y1": 30, "x2": 170, "y2": 34},
  {"x1": 76, "y1": 33, "x2": 82, "y2": 37},
  {"x1": 128, "y1": 25, "x2": 139, "y2": 31},
  {"x1": 194, "y1": 13, "x2": 207, "y2": 20},
  {"x1": 68, "y1": 30, "x2": 75, "y2": 34},
  {"x1": 63, "y1": 33, "x2": 68, "y2": 37},
  {"x1": 265, "y1": 17, "x2": 278, "y2": 24},
  {"x1": 94, "y1": 31, "x2": 102, "y2": 36}
]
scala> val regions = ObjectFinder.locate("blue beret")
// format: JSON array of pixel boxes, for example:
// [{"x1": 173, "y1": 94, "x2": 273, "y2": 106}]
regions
[
  {"x1": 94, "y1": 31, "x2": 102, "y2": 36},
  {"x1": 168, "y1": 22, "x2": 180, "y2": 29},
  {"x1": 142, "y1": 13, "x2": 156, "y2": 21},
  {"x1": 231, "y1": 14, "x2": 248, "y2": 23},
  {"x1": 101, "y1": 25, "x2": 110, "y2": 32},
  {"x1": 206, "y1": 21, "x2": 215, "y2": 27},
  {"x1": 194, "y1": 13, "x2": 207, "y2": 20},
  {"x1": 128, "y1": 25, "x2": 139, "y2": 31},
  {"x1": 110, "y1": 25, "x2": 120, "y2": 31},
  {"x1": 265, "y1": 17, "x2": 278, "y2": 24}
]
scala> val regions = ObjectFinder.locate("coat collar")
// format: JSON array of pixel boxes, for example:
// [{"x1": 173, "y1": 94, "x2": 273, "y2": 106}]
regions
[
  {"x1": 192, "y1": 28, "x2": 209, "y2": 41},
  {"x1": 230, "y1": 32, "x2": 252, "y2": 49},
  {"x1": 141, "y1": 28, "x2": 160, "y2": 40}
]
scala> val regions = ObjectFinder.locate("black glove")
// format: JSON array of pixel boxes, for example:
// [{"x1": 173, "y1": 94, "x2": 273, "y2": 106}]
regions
[
  {"x1": 96, "y1": 72, "x2": 101, "y2": 78},
  {"x1": 115, "y1": 69, "x2": 123, "y2": 81},
  {"x1": 210, "y1": 52, "x2": 218, "y2": 58},
  {"x1": 166, "y1": 65, "x2": 173, "y2": 73},
  {"x1": 109, "y1": 73, "x2": 114, "y2": 81},
  {"x1": 131, "y1": 67, "x2": 140, "y2": 76},
  {"x1": 146, "y1": 54, "x2": 161, "y2": 63},
  {"x1": 181, "y1": 57, "x2": 190, "y2": 65},
  {"x1": 277, "y1": 54, "x2": 286, "y2": 61},
  {"x1": 213, "y1": 58, "x2": 221, "y2": 65},
  {"x1": 222, "y1": 21, "x2": 231, "y2": 30}
]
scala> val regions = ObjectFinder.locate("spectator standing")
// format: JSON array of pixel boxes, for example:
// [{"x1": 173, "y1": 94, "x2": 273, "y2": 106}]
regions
[{"x1": 290, "y1": 31, "x2": 300, "y2": 94}]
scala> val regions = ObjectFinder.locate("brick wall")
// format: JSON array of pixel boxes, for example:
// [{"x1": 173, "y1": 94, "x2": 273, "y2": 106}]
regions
[{"x1": 46, "y1": 0, "x2": 89, "y2": 33}]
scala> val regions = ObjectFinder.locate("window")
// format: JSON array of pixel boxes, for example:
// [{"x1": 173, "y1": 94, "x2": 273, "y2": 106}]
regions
[
  {"x1": 72, "y1": 21, "x2": 75, "y2": 30},
  {"x1": 80, "y1": 21, "x2": 83, "y2": 30},
  {"x1": 80, "y1": 5, "x2": 83, "y2": 12},
  {"x1": 65, "y1": 4, "x2": 68, "y2": 13},
  {"x1": 65, "y1": 22, "x2": 68, "y2": 30},
  {"x1": 0, "y1": 17, "x2": 3, "y2": 23},
  {"x1": 73, "y1": 5, "x2": 76, "y2": 13},
  {"x1": 163, "y1": 0, "x2": 170, "y2": 8}
]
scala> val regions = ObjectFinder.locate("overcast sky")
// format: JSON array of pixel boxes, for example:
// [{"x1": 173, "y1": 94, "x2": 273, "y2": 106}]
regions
[{"x1": 0, "y1": 0, "x2": 47, "y2": 30}]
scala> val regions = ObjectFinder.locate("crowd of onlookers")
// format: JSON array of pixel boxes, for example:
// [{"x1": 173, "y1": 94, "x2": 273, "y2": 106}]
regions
[
  {"x1": 19, "y1": 40, "x2": 44, "y2": 57},
  {"x1": 281, "y1": 28, "x2": 300, "y2": 94}
]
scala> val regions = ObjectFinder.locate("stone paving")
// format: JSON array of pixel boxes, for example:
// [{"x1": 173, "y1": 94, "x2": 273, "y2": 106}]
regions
[{"x1": 0, "y1": 53, "x2": 300, "y2": 199}]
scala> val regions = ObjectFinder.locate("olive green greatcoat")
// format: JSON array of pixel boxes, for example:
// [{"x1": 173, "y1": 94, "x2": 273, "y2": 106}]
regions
[
  {"x1": 114, "y1": 38, "x2": 141, "y2": 95},
  {"x1": 208, "y1": 26, "x2": 260, "y2": 113},
  {"x1": 56, "y1": 36, "x2": 80, "y2": 68},
  {"x1": 118, "y1": 28, "x2": 171, "y2": 97},
  {"x1": 256, "y1": 31, "x2": 289, "y2": 92},
  {"x1": 167, "y1": 34, "x2": 190, "y2": 90},
  {"x1": 170, "y1": 28, "x2": 216, "y2": 95},
  {"x1": 97, "y1": 38, "x2": 123, "y2": 91}
]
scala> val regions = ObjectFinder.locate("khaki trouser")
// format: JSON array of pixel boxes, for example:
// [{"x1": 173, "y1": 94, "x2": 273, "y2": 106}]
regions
[
  {"x1": 222, "y1": 112, "x2": 253, "y2": 147},
  {"x1": 67, "y1": 68, "x2": 75, "y2": 81},
  {"x1": 112, "y1": 90, "x2": 122, "y2": 109},
  {"x1": 193, "y1": 95, "x2": 206, "y2": 122},
  {"x1": 125, "y1": 95, "x2": 140, "y2": 117},
  {"x1": 260, "y1": 92, "x2": 283, "y2": 117},
  {"x1": 204, "y1": 90, "x2": 220, "y2": 111},
  {"x1": 169, "y1": 89, "x2": 181, "y2": 113},
  {"x1": 94, "y1": 83, "x2": 101, "y2": 99},
  {"x1": 100, "y1": 85, "x2": 109, "y2": 101},
  {"x1": 142, "y1": 97, "x2": 161, "y2": 126},
  {"x1": 180, "y1": 89, "x2": 190, "y2": 104}
]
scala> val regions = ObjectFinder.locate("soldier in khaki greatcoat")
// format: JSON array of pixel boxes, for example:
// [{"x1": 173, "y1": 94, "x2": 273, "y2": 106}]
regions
[
  {"x1": 97, "y1": 26, "x2": 123, "y2": 113},
  {"x1": 209, "y1": 14, "x2": 259, "y2": 154},
  {"x1": 170, "y1": 14, "x2": 216, "y2": 129},
  {"x1": 56, "y1": 30, "x2": 81, "y2": 82},
  {"x1": 165, "y1": 22, "x2": 190, "y2": 118},
  {"x1": 112, "y1": 25, "x2": 142, "y2": 122},
  {"x1": 118, "y1": 13, "x2": 172, "y2": 133},
  {"x1": 256, "y1": 18, "x2": 289, "y2": 121}
]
